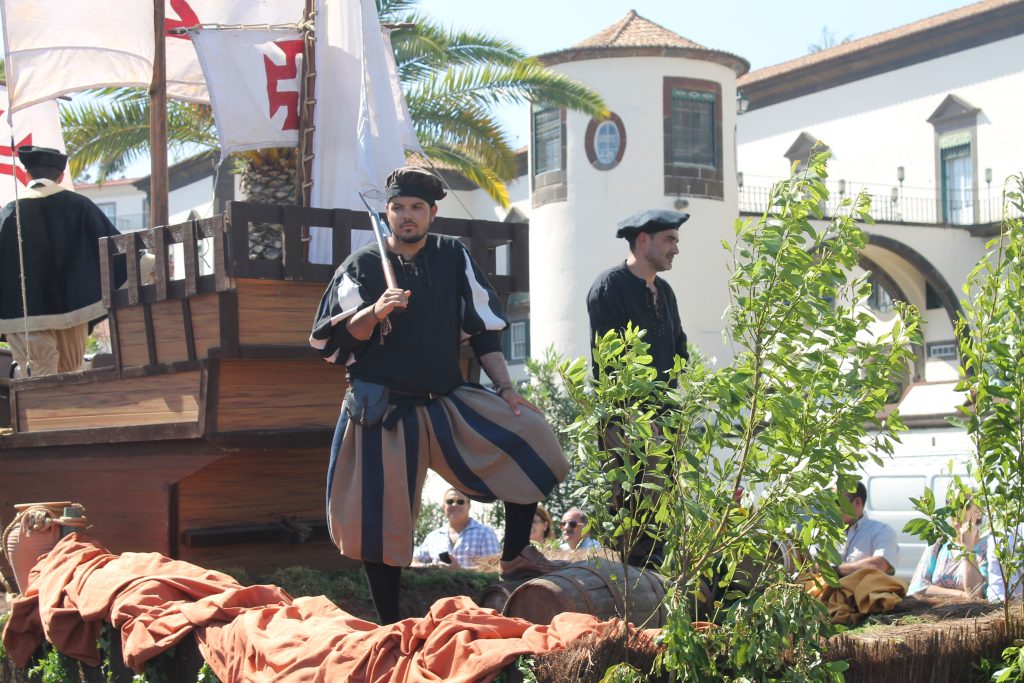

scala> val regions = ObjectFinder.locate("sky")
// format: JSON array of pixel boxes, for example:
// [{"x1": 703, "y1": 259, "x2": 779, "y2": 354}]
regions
[{"x1": 414, "y1": 0, "x2": 973, "y2": 146}]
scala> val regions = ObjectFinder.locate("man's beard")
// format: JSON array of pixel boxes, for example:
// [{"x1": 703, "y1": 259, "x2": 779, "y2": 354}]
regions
[{"x1": 396, "y1": 231, "x2": 426, "y2": 244}]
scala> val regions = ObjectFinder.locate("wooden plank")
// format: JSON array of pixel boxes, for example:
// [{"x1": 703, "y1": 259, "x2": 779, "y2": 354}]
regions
[
  {"x1": 181, "y1": 298, "x2": 197, "y2": 361},
  {"x1": 100, "y1": 236, "x2": 115, "y2": 308},
  {"x1": 0, "y1": 422, "x2": 201, "y2": 448},
  {"x1": 282, "y1": 204, "x2": 305, "y2": 278},
  {"x1": 189, "y1": 293, "x2": 221, "y2": 358},
  {"x1": 142, "y1": 303, "x2": 158, "y2": 365},
  {"x1": 236, "y1": 279, "x2": 325, "y2": 346},
  {"x1": 218, "y1": 291, "x2": 241, "y2": 357},
  {"x1": 150, "y1": 299, "x2": 189, "y2": 363},
  {"x1": 511, "y1": 222, "x2": 530, "y2": 292},
  {"x1": 204, "y1": 358, "x2": 220, "y2": 435},
  {"x1": 109, "y1": 306, "x2": 124, "y2": 371},
  {"x1": 153, "y1": 227, "x2": 169, "y2": 301},
  {"x1": 114, "y1": 306, "x2": 149, "y2": 368},
  {"x1": 213, "y1": 359, "x2": 347, "y2": 432},
  {"x1": 16, "y1": 370, "x2": 202, "y2": 432},
  {"x1": 183, "y1": 220, "x2": 199, "y2": 297}
]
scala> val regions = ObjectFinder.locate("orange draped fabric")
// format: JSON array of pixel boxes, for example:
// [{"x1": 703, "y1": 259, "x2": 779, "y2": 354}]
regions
[{"x1": 3, "y1": 534, "x2": 623, "y2": 682}]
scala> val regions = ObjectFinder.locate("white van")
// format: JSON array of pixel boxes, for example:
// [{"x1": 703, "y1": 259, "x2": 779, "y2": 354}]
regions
[{"x1": 859, "y1": 427, "x2": 974, "y2": 580}]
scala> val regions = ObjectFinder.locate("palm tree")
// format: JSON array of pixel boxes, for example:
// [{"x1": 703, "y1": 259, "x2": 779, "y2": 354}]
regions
[
  {"x1": 60, "y1": 0, "x2": 607, "y2": 208},
  {"x1": 379, "y1": 0, "x2": 606, "y2": 204}
]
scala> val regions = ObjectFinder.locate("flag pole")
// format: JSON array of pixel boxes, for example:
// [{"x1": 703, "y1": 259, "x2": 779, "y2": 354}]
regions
[{"x1": 149, "y1": 0, "x2": 170, "y2": 228}]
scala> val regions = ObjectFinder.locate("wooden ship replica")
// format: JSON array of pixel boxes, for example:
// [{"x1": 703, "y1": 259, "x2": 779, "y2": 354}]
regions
[{"x1": 0, "y1": 201, "x2": 529, "y2": 580}]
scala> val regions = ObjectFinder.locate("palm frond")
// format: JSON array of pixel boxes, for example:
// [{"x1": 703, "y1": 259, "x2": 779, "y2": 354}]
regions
[
  {"x1": 409, "y1": 100, "x2": 516, "y2": 179},
  {"x1": 61, "y1": 97, "x2": 217, "y2": 181},
  {"x1": 391, "y1": 14, "x2": 528, "y2": 82},
  {"x1": 376, "y1": 0, "x2": 420, "y2": 23},
  {"x1": 408, "y1": 61, "x2": 608, "y2": 119},
  {"x1": 420, "y1": 143, "x2": 510, "y2": 208}
]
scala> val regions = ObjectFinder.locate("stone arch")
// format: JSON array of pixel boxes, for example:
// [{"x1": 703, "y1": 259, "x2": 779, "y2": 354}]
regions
[{"x1": 863, "y1": 233, "x2": 963, "y2": 329}]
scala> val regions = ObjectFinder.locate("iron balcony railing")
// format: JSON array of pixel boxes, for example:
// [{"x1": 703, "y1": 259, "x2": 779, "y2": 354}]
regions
[{"x1": 738, "y1": 179, "x2": 1020, "y2": 227}]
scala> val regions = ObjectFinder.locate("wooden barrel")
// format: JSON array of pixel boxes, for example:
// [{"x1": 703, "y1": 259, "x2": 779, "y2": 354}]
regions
[
  {"x1": 478, "y1": 578, "x2": 528, "y2": 612},
  {"x1": 503, "y1": 559, "x2": 668, "y2": 627}
]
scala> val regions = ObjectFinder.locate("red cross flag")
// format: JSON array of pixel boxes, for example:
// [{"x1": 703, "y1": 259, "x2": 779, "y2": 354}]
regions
[
  {"x1": 166, "y1": 0, "x2": 302, "y2": 103},
  {"x1": 190, "y1": 27, "x2": 303, "y2": 156},
  {"x1": 0, "y1": 85, "x2": 74, "y2": 206}
]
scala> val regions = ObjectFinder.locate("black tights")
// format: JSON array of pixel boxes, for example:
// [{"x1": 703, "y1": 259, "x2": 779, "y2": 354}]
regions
[
  {"x1": 363, "y1": 561, "x2": 402, "y2": 624},
  {"x1": 501, "y1": 501, "x2": 537, "y2": 561},
  {"x1": 362, "y1": 501, "x2": 538, "y2": 623}
]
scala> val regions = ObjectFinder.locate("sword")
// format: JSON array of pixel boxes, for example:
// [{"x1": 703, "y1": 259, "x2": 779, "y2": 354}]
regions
[
  {"x1": 358, "y1": 191, "x2": 398, "y2": 336},
  {"x1": 358, "y1": 191, "x2": 398, "y2": 290}
]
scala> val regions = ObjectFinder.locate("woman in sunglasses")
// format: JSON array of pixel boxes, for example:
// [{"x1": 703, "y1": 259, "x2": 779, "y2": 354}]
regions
[{"x1": 412, "y1": 488, "x2": 499, "y2": 569}]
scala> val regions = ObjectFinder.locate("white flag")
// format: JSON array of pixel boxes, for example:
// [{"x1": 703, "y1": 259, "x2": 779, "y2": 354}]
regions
[
  {"x1": 382, "y1": 28, "x2": 422, "y2": 155},
  {"x1": 0, "y1": 85, "x2": 74, "y2": 206},
  {"x1": 165, "y1": 0, "x2": 303, "y2": 103},
  {"x1": 308, "y1": 0, "x2": 421, "y2": 264},
  {"x1": 0, "y1": 0, "x2": 153, "y2": 112},
  {"x1": 190, "y1": 27, "x2": 303, "y2": 157}
]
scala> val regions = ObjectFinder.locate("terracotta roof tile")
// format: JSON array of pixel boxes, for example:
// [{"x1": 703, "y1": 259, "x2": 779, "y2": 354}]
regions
[
  {"x1": 740, "y1": 0, "x2": 1020, "y2": 86},
  {"x1": 572, "y1": 10, "x2": 706, "y2": 50}
]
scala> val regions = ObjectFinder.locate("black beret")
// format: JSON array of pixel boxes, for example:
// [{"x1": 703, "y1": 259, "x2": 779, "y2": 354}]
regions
[
  {"x1": 615, "y1": 209, "x2": 690, "y2": 239},
  {"x1": 17, "y1": 145, "x2": 68, "y2": 171},
  {"x1": 385, "y1": 166, "x2": 447, "y2": 204}
]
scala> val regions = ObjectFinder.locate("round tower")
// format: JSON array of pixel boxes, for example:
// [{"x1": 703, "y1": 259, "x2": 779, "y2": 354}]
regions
[{"x1": 528, "y1": 11, "x2": 748, "y2": 366}]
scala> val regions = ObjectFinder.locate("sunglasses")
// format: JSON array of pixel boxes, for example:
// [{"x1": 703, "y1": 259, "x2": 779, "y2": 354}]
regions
[
  {"x1": 561, "y1": 520, "x2": 584, "y2": 530},
  {"x1": 445, "y1": 498, "x2": 466, "y2": 506}
]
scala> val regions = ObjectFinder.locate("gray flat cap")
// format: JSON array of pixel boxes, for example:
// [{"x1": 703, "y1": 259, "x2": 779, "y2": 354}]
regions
[{"x1": 615, "y1": 209, "x2": 690, "y2": 238}]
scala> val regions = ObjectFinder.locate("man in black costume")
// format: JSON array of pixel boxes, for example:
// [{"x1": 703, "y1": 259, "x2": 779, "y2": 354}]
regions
[
  {"x1": 587, "y1": 209, "x2": 690, "y2": 382},
  {"x1": 586, "y1": 209, "x2": 691, "y2": 568},
  {"x1": 310, "y1": 166, "x2": 568, "y2": 624},
  {"x1": 0, "y1": 146, "x2": 123, "y2": 376}
]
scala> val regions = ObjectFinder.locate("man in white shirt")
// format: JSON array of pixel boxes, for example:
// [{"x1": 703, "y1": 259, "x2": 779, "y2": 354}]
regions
[{"x1": 836, "y1": 481, "x2": 900, "y2": 576}]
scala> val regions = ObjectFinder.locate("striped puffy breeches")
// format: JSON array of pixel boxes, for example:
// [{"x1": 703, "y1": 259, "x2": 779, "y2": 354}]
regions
[{"x1": 326, "y1": 384, "x2": 570, "y2": 567}]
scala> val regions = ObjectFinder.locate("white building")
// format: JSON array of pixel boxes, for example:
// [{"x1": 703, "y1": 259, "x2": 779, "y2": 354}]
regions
[{"x1": 436, "y1": 1, "x2": 1024, "y2": 575}]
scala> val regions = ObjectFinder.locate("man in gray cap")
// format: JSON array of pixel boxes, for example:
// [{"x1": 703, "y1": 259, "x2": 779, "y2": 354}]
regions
[
  {"x1": 0, "y1": 146, "x2": 124, "y2": 376},
  {"x1": 587, "y1": 209, "x2": 690, "y2": 383},
  {"x1": 586, "y1": 209, "x2": 690, "y2": 569},
  {"x1": 311, "y1": 166, "x2": 569, "y2": 623}
]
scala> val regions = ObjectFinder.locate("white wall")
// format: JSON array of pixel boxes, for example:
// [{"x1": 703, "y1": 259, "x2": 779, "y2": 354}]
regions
[
  {"x1": 529, "y1": 55, "x2": 741, "y2": 366},
  {"x1": 738, "y1": 34, "x2": 1024, "y2": 213},
  {"x1": 77, "y1": 182, "x2": 147, "y2": 232}
]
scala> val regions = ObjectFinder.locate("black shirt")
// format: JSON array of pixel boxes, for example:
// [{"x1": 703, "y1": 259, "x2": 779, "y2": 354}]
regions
[
  {"x1": 586, "y1": 261, "x2": 688, "y2": 383},
  {"x1": 310, "y1": 234, "x2": 506, "y2": 395}
]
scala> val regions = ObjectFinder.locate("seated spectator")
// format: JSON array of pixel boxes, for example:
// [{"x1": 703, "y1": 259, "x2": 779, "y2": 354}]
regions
[
  {"x1": 559, "y1": 508, "x2": 601, "y2": 551},
  {"x1": 530, "y1": 504, "x2": 556, "y2": 544},
  {"x1": 909, "y1": 497, "x2": 988, "y2": 598},
  {"x1": 412, "y1": 488, "x2": 499, "y2": 569},
  {"x1": 987, "y1": 522, "x2": 1024, "y2": 602},
  {"x1": 835, "y1": 481, "x2": 899, "y2": 576}
]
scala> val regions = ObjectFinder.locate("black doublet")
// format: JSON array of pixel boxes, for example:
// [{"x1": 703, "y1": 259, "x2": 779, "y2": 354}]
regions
[
  {"x1": 310, "y1": 234, "x2": 506, "y2": 396},
  {"x1": 586, "y1": 261, "x2": 689, "y2": 383}
]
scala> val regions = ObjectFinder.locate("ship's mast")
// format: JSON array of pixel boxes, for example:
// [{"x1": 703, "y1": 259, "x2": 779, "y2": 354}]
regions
[{"x1": 149, "y1": 0, "x2": 170, "y2": 228}]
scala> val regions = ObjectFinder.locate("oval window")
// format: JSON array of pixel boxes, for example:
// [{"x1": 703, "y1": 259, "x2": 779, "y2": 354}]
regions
[{"x1": 585, "y1": 113, "x2": 626, "y2": 171}]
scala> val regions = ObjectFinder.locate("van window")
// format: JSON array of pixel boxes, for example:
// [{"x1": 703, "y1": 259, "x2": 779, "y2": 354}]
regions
[
  {"x1": 869, "y1": 476, "x2": 927, "y2": 512},
  {"x1": 931, "y1": 475, "x2": 977, "y2": 506}
]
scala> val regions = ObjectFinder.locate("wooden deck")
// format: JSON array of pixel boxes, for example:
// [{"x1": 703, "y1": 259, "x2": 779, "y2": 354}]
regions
[{"x1": 0, "y1": 201, "x2": 528, "y2": 577}]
